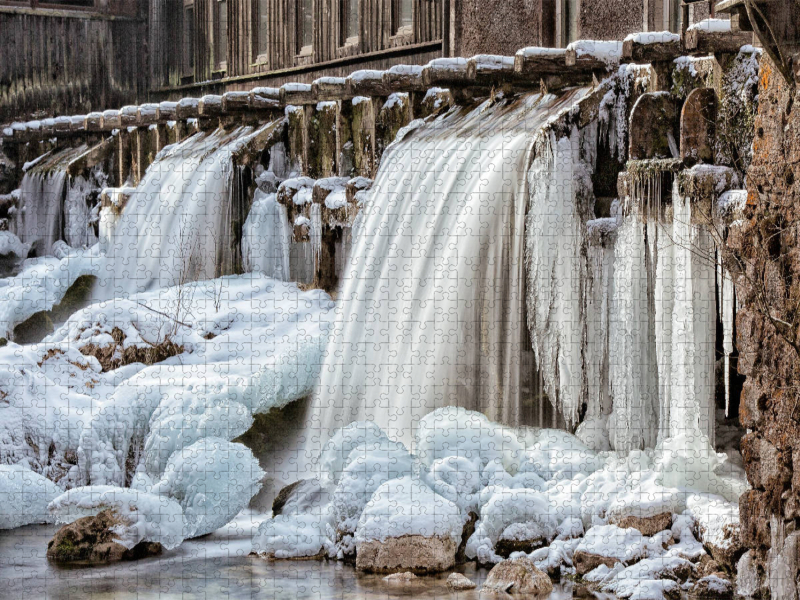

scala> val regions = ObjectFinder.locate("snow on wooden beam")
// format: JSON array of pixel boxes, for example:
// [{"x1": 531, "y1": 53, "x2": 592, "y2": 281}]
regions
[
  {"x1": 422, "y1": 58, "x2": 474, "y2": 87},
  {"x1": 347, "y1": 70, "x2": 391, "y2": 98},
  {"x1": 565, "y1": 41, "x2": 623, "y2": 71},
  {"x1": 383, "y1": 65, "x2": 426, "y2": 92},
  {"x1": 622, "y1": 32, "x2": 683, "y2": 63}
]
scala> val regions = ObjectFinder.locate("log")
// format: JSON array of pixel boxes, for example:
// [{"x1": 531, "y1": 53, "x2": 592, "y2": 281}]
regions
[
  {"x1": 175, "y1": 97, "x2": 200, "y2": 120},
  {"x1": 347, "y1": 70, "x2": 390, "y2": 98},
  {"x1": 100, "y1": 110, "x2": 121, "y2": 131},
  {"x1": 69, "y1": 115, "x2": 87, "y2": 133},
  {"x1": 86, "y1": 112, "x2": 104, "y2": 132},
  {"x1": 54, "y1": 116, "x2": 72, "y2": 135},
  {"x1": 198, "y1": 95, "x2": 223, "y2": 117},
  {"x1": 41, "y1": 118, "x2": 56, "y2": 136},
  {"x1": 231, "y1": 119, "x2": 285, "y2": 166},
  {"x1": 565, "y1": 40, "x2": 623, "y2": 71},
  {"x1": 136, "y1": 104, "x2": 160, "y2": 126},
  {"x1": 250, "y1": 87, "x2": 281, "y2": 109},
  {"x1": 621, "y1": 33, "x2": 682, "y2": 63},
  {"x1": 221, "y1": 91, "x2": 250, "y2": 112},
  {"x1": 120, "y1": 105, "x2": 139, "y2": 127},
  {"x1": 466, "y1": 55, "x2": 521, "y2": 87},
  {"x1": 312, "y1": 77, "x2": 349, "y2": 101},
  {"x1": 421, "y1": 58, "x2": 474, "y2": 87},
  {"x1": 383, "y1": 65, "x2": 426, "y2": 92},
  {"x1": 280, "y1": 83, "x2": 315, "y2": 105},
  {"x1": 514, "y1": 47, "x2": 568, "y2": 76}
]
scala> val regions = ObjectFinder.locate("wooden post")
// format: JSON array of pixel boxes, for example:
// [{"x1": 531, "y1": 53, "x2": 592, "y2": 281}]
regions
[{"x1": 286, "y1": 105, "x2": 309, "y2": 175}]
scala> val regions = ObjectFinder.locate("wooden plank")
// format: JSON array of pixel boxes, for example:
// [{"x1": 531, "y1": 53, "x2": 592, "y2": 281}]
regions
[
  {"x1": 514, "y1": 48, "x2": 569, "y2": 76},
  {"x1": 684, "y1": 28, "x2": 753, "y2": 54},
  {"x1": 622, "y1": 34, "x2": 683, "y2": 63}
]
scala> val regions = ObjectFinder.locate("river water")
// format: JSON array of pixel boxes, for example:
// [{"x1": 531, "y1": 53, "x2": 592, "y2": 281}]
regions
[{"x1": 0, "y1": 513, "x2": 589, "y2": 599}]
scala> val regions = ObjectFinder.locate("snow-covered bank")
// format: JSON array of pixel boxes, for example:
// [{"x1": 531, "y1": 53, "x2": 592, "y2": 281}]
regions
[{"x1": 0, "y1": 273, "x2": 335, "y2": 536}]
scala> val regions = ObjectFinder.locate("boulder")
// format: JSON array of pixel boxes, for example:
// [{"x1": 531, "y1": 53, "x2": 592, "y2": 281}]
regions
[
  {"x1": 574, "y1": 551, "x2": 620, "y2": 576},
  {"x1": 496, "y1": 521, "x2": 549, "y2": 557},
  {"x1": 446, "y1": 572, "x2": 477, "y2": 590},
  {"x1": 355, "y1": 535, "x2": 457, "y2": 573},
  {"x1": 613, "y1": 512, "x2": 674, "y2": 537},
  {"x1": 691, "y1": 575, "x2": 733, "y2": 599},
  {"x1": 482, "y1": 557, "x2": 553, "y2": 595},
  {"x1": 46, "y1": 509, "x2": 162, "y2": 564}
]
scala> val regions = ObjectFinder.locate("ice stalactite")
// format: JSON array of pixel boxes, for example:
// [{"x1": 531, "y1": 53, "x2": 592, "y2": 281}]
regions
[
  {"x1": 608, "y1": 205, "x2": 659, "y2": 452},
  {"x1": 242, "y1": 190, "x2": 292, "y2": 280},
  {"x1": 526, "y1": 128, "x2": 594, "y2": 430},
  {"x1": 667, "y1": 186, "x2": 717, "y2": 444}
]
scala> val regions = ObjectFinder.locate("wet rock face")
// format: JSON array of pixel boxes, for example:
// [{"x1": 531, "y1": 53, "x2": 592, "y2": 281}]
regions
[
  {"x1": 481, "y1": 556, "x2": 553, "y2": 595},
  {"x1": 46, "y1": 509, "x2": 162, "y2": 563},
  {"x1": 355, "y1": 535, "x2": 457, "y2": 573},
  {"x1": 732, "y1": 54, "x2": 800, "y2": 596}
]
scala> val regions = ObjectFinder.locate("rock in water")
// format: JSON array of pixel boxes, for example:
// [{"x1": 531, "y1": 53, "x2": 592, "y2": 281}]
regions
[
  {"x1": 446, "y1": 572, "x2": 477, "y2": 590},
  {"x1": 356, "y1": 535, "x2": 458, "y2": 573},
  {"x1": 383, "y1": 572, "x2": 417, "y2": 582},
  {"x1": 482, "y1": 557, "x2": 553, "y2": 595},
  {"x1": 46, "y1": 509, "x2": 162, "y2": 564}
]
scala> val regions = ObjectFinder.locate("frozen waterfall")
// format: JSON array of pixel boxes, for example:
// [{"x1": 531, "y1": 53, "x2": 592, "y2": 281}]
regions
[{"x1": 308, "y1": 90, "x2": 589, "y2": 448}]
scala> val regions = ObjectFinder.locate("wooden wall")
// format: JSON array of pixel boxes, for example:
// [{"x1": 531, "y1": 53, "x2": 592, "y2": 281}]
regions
[
  {"x1": 0, "y1": 9, "x2": 146, "y2": 122},
  {"x1": 148, "y1": 0, "x2": 443, "y2": 95}
]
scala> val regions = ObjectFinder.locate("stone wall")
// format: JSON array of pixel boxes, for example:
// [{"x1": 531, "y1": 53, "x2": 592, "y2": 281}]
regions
[
  {"x1": 453, "y1": 0, "x2": 543, "y2": 57},
  {"x1": 733, "y1": 54, "x2": 800, "y2": 596},
  {"x1": 579, "y1": 0, "x2": 643, "y2": 41}
]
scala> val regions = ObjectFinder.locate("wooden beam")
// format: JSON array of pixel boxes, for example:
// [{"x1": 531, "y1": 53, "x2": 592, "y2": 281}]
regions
[
  {"x1": 684, "y1": 28, "x2": 753, "y2": 55},
  {"x1": 312, "y1": 77, "x2": 350, "y2": 101},
  {"x1": 347, "y1": 70, "x2": 391, "y2": 97},
  {"x1": 198, "y1": 95, "x2": 224, "y2": 117},
  {"x1": 66, "y1": 135, "x2": 117, "y2": 177},
  {"x1": 280, "y1": 83, "x2": 316, "y2": 105},
  {"x1": 250, "y1": 87, "x2": 282, "y2": 109},
  {"x1": 120, "y1": 106, "x2": 139, "y2": 127},
  {"x1": 565, "y1": 41, "x2": 623, "y2": 71},
  {"x1": 622, "y1": 34, "x2": 682, "y2": 63},
  {"x1": 514, "y1": 47, "x2": 569, "y2": 76},
  {"x1": 221, "y1": 91, "x2": 250, "y2": 112},
  {"x1": 422, "y1": 58, "x2": 474, "y2": 87},
  {"x1": 136, "y1": 104, "x2": 161, "y2": 127},
  {"x1": 158, "y1": 101, "x2": 178, "y2": 121},
  {"x1": 466, "y1": 55, "x2": 523, "y2": 87},
  {"x1": 175, "y1": 98, "x2": 200, "y2": 120},
  {"x1": 383, "y1": 65, "x2": 427, "y2": 92}
]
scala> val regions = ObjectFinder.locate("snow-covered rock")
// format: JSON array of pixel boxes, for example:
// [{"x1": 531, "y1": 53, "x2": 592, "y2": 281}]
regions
[
  {"x1": 354, "y1": 476, "x2": 465, "y2": 573},
  {"x1": 482, "y1": 556, "x2": 553, "y2": 595},
  {"x1": 574, "y1": 524, "x2": 652, "y2": 574},
  {"x1": 48, "y1": 486, "x2": 184, "y2": 550}
]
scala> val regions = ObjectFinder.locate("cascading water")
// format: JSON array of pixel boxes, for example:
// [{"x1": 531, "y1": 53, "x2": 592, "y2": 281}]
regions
[
  {"x1": 106, "y1": 124, "x2": 278, "y2": 297},
  {"x1": 308, "y1": 90, "x2": 589, "y2": 448}
]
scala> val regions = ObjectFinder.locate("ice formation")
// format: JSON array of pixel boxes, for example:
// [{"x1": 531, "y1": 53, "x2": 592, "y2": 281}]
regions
[
  {"x1": 48, "y1": 486, "x2": 184, "y2": 549},
  {"x1": 242, "y1": 190, "x2": 291, "y2": 279},
  {"x1": 150, "y1": 437, "x2": 265, "y2": 539},
  {"x1": 0, "y1": 464, "x2": 61, "y2": 529},
  {"x1": 66, "y1": 274, "x2": 334, "y2": 487}
]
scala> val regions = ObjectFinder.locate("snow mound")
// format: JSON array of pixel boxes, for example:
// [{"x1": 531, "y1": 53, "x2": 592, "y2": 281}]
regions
[
  {"x1": 331, "y1": 437, "x2": 416, "y2": 543},
  {"x1": 355, "y1": 476, "x2": 465, "y2": 544},
  {"x1": 575, "y1": 524, "x2": 651, "y2": 563},
  {"x1": 253, "y1": 513, "x2": 332, "y2": 558},
  {"x1": 0, "y1": 464, "x2": 61, "y2": 528},
  {"x1": 48, "y1": 485, "x2": 184, "y2": 550},
  {"x1": 466, "y1": 487, "x2": 557, "y2": 563},
  {"x1": 318, "y1": 421, "x2": 390, "y2": 485},
  {"x1": 0, "y1": 246, "x2": 104, "y2": 338},
  {"x1": 151, "y1": 438, "x2": 265, "y2": 539},
  {"x1": 414, "y1": 407, "x2": 525, "y2": 472}
]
